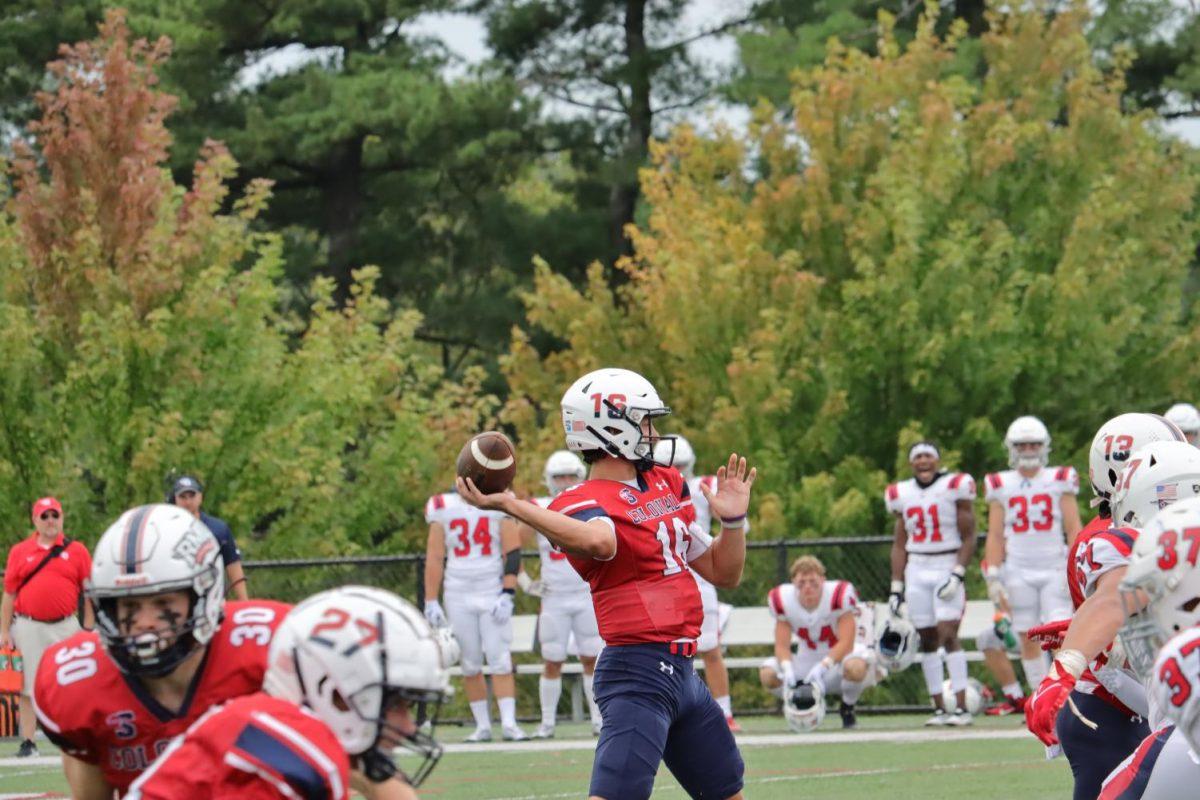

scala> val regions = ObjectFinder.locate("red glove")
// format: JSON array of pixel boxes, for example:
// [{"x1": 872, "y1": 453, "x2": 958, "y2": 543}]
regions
[
  {"x1": 1027, "y1": 619, "x2": 1071, "y2": 652},
  {"x1": 1025, "y1": 651, "x2": 1085, "y2": 746}
]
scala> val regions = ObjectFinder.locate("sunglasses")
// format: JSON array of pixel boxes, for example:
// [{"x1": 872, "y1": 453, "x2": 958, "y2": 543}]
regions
[{"x1": 39, "y1": 511, "x2": 60, "y2": 520}]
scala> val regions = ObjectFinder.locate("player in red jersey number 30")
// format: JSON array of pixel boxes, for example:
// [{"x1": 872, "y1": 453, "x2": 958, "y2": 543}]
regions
[{"x1": 458, "y1": 367, "x2": 756, "y2": 800}]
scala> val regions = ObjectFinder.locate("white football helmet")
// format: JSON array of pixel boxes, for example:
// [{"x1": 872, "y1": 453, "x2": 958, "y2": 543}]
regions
[
  {"x1": 87, "y1": 504, "x2": 224, "y2": 677},
  {"x1": 1089, "y1": 413, "x2": 1186, "y2": 514},
  {"x1": 542, "y1": 450, "x2": 587, "y2": 496},
  {"x1": 1166, "y1": 403, "x2": 1200, "y2": 444},
  {"x1": 560, "y1": 368, "x2": 673, "y2": 469},
  {"x1": 783, "y1": 681, "x2": 826, "y2": 733},
  {"x1": 1150, "y1": 628, "x2": 1200, "y2": 756},
  {"x1": 940, "y1": 678, "x2": 986, "y2": 715},
  {"x1": 654, "y1": 435, "x2": 696, "y2": 479},
  {"x1": 876, "y1": 616, "x2": 919, "y2": 671},
  {"x1": 1110, "y1": 441, "x2": 1200, "y2": 528},
  {"x1": 1117, "y1": 497, "x2": 1200, "y2": 680},
  {"x1": 1004, "y1": 416, "x2": 1051, "y2": 470},
  {"x1": 264, "y1": 586, "x2": 458, "y2": 786}
]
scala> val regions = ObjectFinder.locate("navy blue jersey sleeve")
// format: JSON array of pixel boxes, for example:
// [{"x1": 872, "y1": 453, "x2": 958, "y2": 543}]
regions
[{"x1": 202, "y1": 513, "x2": 242, "y2": 564}]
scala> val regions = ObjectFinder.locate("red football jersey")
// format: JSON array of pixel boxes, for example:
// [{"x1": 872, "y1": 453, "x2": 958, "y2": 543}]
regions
[
  {"x1": 34, "y1": 600, "x2": 291, "y2": 795},
  {"x1": 1068, "y1": 517, "x2": 1136, "y2": 610},
  {"x1": 549, "y1": 465, "x2": 703, "y2": 644},
  {"x1": 126, "y1": 692, "x2": 349, "y2": 800}
]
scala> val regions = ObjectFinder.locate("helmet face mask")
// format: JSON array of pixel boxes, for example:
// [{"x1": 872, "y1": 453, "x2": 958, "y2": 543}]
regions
[
  {"x1": 88, "y1": 505, "x2": 225, "y2": 678},
  {"x1": 877, "y1": 616, "x2": 918, "y2": 671},
  {"x1": 654, "y1": 435, "x2": 695, "y2": 479},
  {"x1": 1005, "y1": 416, "x2": 1051, "y2": 472}
]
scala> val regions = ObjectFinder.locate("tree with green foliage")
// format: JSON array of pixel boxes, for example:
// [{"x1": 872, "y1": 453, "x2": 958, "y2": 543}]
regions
[
  {"x1": 502, "y1": 2, "x2": 1199, "y2": 543},
  {"x1": 0, "y1": 11, "x2": 493, "y2": 555}
]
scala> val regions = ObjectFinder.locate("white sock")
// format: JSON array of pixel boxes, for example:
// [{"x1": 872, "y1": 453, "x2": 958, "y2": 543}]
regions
[
  {"x1": 583, "y1": 672, "x2": 601, "y2": 724},
  {"x1": 470, "y1": 699, "x2": 491, "y2": 731},
  {"x1": 1003, "y1": 681, "x2": 1025, "y2": 700},
  {"x1": 946, "y1": 650, "x2": 969, "y2": 695},
  {"x1": 715, "y1": 694, "x2": 733, "y2": 717},
  {"x1": 539, "y1": 677, "x2": 562, "y2": 727},
  {"x1": 498, "y1": 696, "x2": 517, "y2": 729},
  {"x1": 842, "y1": 680, "x2": 864, "y2": 705},
  {"x1": 1022, "y1": 655, "x2": 1048, "y2": 689},
  {"x1": 921, "y1": 652, "x2": 944, "y2": 699}
]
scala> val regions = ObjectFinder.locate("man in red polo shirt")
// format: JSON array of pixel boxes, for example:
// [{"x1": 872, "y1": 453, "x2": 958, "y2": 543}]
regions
[{"x1": 0, "y1": 497, "x2": 92, "y2": 757}]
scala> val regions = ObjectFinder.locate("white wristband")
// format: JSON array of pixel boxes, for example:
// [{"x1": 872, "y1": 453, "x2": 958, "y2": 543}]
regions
[
  {"x1": 890, "y1": 580, "x2": 904, "y2": 594},
  {"x1": 985, "y1": 564, "x2": 1000, "y2": 581},
  {"x1": 1055, "y1": 649, "x2": 1088, "y2": 680}
]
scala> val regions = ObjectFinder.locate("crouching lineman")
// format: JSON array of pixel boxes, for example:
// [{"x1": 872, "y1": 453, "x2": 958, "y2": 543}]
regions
[
  {"x1": 32, "y1": 504, "x2": 291, "y2": 797},
  {"x1": 1093, "y1": 497, "x2": 1200, "y2": 799},
  {"x1": 522, "y1": 450, "x2": 605, "y2": 738},
  {"x1": 885, "y1": 441, "x2": 977, "y2": 726},
  {"x1": 128, "y1": 586, "x2": 456, "y2": 800},
  {"x1": 423, "y1": 484, "x2": 526, "y2": 741},
  {"x1": 759, "y1": 556, "x2": 876, "y2": 729}
]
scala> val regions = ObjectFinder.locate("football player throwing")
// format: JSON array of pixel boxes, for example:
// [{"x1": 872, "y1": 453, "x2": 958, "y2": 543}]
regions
[{"x1": 457, "y1": 367, "x2": 755, "y2": 800}]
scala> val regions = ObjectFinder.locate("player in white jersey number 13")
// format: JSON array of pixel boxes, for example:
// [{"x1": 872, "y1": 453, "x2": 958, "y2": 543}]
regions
[
  {"x1": 983, "y1": 416, "x2": 1082, "y2": 694},
  {"x1": 886, "y1": 441, "x2": 977, "y2": 727}
]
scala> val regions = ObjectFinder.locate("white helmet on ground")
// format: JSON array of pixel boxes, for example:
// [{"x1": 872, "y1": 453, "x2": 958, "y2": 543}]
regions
[
  {"x1": 1165, "y1": 403, "x2": 1200, "y2": 438},
  {"x1": 1110, "y1": 441, "x2": 1200, "y2": 529},
  {"x1": 87, "y1": 504, "x2": 224, "y2": 677},
  {"x1": 654, "y1": 435, "x2": 695, "y2": 479},
  {"x1": 560, "y1": 368, "x2": 674, "y2": 469},
  {"x1": 542, "y1": 450, "x2": 587, "y2": 496},
  {"x1": 876, "y1": 616, "x2": 919, "y2": 671},
  {"x1": 783, "y1": 681, "x2": 825, "y2": 732},
  {"x1": 1004, "y1": 416, "x2": 1051, "y2": 471},
  {"x1": 263, "y1": 586, "x2": 458, "y2": 785},
  {"x1": 1150, "y1": 628, "x2": 1200, "y2": 754},
  {"x1": 1089, "y1": 413, "x2": 1186, "y2": 515},
  {"x1": 941, "y1": 678, "x2": 986, "y2": 715},
  {"x1": 1117, "y1": 497, "x2": 1200, "y2": 680}
]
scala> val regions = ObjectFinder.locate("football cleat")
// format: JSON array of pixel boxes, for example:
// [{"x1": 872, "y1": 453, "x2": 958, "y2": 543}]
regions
[
  {"x1": 924, "y1": 709, "x2": 949, "y2": 727},
  {"x1": 839, "y1": 702, "x2": 857, "y2": 729},
  {"x1": 531, "y1": 723, "x2": 555, "y2": 740},
  {"x1": 947, "y1": 708, "x2": 973, "y2": 727},
  {"x1": 464, "y1": 728, "x2": 493, "y2": 743},
  {"x1": 501, "y1": 724, "x2": 529, "y2": 741},
  {"x1": 14, "y1": 739, "x2": 38, "y2": 758}
]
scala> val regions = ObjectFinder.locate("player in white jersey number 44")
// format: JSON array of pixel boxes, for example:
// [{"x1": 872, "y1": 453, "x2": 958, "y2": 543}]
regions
[
  {"x1": 886, "y1": 441, "x2": 977, "y2": 727},
  {"x1": 984, "y1": 416, "x2": 1082, "y2": 694},
  {"x1": 518, "y1": 450, "x2": 605, "y2": 739},
  {"x1": 424, "y1": 487, "x2": 526, "y2": 742}
]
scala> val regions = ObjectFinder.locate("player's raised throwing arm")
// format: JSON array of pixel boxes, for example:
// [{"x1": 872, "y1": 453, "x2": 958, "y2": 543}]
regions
[
  {"x1": 457, "y1": 477, "x2": 617, "y2": 559},
  {"x1": 688, "y1": 454, "x2": 756, "y2": 588}
]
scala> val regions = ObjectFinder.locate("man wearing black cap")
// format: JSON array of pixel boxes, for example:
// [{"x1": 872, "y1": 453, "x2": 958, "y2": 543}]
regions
[{"x1": 170, "y1": 475, "x2": 249, "y2": 600}]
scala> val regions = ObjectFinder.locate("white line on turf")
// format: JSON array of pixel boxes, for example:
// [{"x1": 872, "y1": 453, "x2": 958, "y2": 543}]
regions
[{"x1": 0, "y1": 727, "x2": 1034, "y2": 769}]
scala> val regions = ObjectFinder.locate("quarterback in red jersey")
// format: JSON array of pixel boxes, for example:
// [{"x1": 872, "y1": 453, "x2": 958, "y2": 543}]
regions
[
  {"x1": 33, "y1": 504, "x2": 290, "y2": 797},
  {"x1": 128, "y1": 586, "x2": 456, "y2": 800},
  {"x1": 458, "y1": 367, "x2": 756, "y2": 800}
]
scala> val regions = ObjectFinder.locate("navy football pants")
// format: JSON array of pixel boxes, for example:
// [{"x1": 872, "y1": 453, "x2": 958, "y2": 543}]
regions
[
  {"x1": 1057, "y1": 690, "x2": 1150, "y2": 800},
  {"x1": 589, "y1": 643, "x2": 745, "y2": 799}
]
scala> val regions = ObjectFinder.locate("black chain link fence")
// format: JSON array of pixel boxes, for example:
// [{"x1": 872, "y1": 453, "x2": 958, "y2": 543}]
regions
[{"x1": 243, "y1": 537, "x2": 1004, "y2": 723}]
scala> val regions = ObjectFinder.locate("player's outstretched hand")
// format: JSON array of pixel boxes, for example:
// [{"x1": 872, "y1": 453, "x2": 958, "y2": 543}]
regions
[
  {"x1": 456, "y1": 476, "x2": 515, "y2": 511},
  {"x1": 698, "y1": 453, "x2": 757, "y2": 524}
]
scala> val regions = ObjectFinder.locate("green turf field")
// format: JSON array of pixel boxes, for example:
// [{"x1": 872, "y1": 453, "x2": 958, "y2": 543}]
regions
[{"x1": 0, "y1": 714, "x2": 1070, "y2": 799}]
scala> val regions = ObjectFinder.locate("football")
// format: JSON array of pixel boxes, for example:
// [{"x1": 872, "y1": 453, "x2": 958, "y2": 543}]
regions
[{"x1": 456, "y1": 431, "x2": 517, "y2": 494}]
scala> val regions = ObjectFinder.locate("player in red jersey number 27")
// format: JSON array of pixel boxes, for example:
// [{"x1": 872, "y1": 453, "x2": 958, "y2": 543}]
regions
[{"x1": 457, "y1": 367, "x2": 757, "y2": 800}]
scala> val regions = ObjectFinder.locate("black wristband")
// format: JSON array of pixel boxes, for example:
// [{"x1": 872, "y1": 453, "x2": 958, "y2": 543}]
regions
[{"x1": 501, "y1": 587, "x2": 515, "y2": 596}]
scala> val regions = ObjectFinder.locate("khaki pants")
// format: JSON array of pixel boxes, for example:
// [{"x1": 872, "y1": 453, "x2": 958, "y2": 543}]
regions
[{"x1": 12, "y1": 615, "x2": 80, "y2": 696}]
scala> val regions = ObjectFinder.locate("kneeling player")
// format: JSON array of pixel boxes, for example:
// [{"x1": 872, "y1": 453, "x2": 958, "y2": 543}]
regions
[
  {"x1": 759, "y1": 556, "x2": 875, "y2": 729},
  {"x1": 33, "y1": 504, "x2": 290, "y2": 797},
  {"x1": 128, "y1": 586, "x2": 455, "y2": 800}
]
